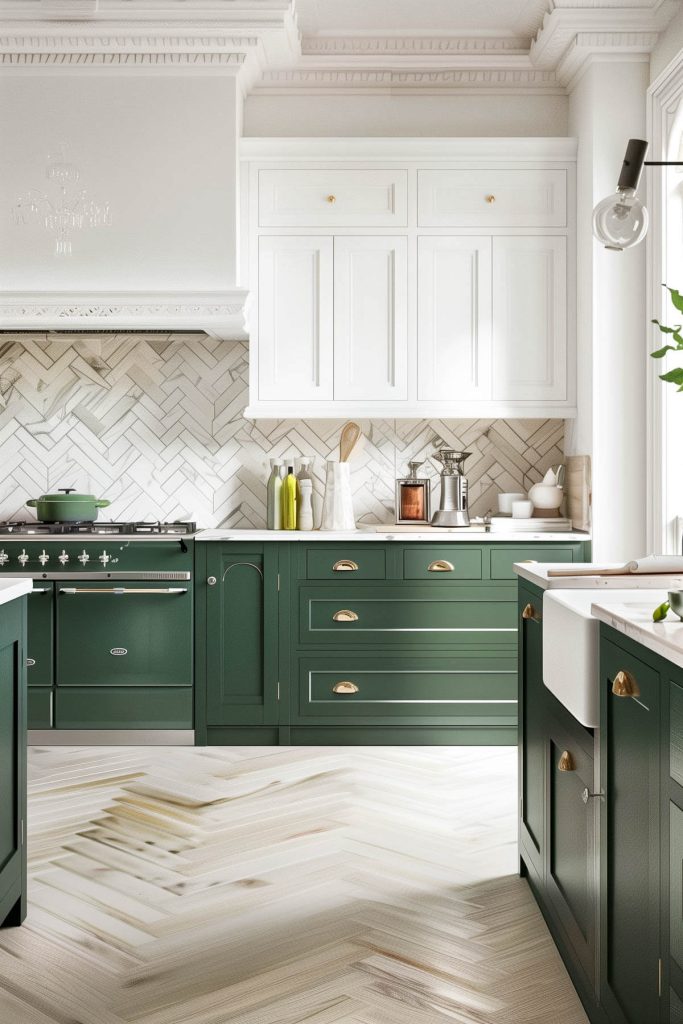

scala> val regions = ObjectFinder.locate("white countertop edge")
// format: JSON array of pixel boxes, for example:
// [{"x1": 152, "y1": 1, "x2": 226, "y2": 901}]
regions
[
  {"x1": 513, "y1": 563, "x2": 683, "y2": 591},
  {"x1": 195, "y1": 529, "x2": 589, "y2": 542},
  {"x1": 0, "y1": 578, "x2": 34, "y2": 606},
  {"x1": 591, "y1": 596, "x2": 683, "y2": 672}
]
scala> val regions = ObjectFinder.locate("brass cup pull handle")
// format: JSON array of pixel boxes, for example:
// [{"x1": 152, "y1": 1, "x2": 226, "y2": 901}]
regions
[
  {"x1": 332, "y1": 609, "x2": 359, "y2": 622},
  {"x1": 485, "y1": 194, "x2": 496, "y2": 203},
  {"x1": 326, "y1": 194, "x2": 336, "y2": 203},
  {"x1": 332, "y1": 681, "x2": 359, "y2": 695},
  {"x1": 558, "y1": 750, "x2": 576, "y2": 772},
  {"x1": 522, "y1": 603, "x2": 542, "y2": 622},
  {"x1": 612, "y1": 670, "x2": 640, "y2": 698},
  {"x1": 333, "y1": 559, "x2": 359, "y2": 572},
  {"x1": 428, "y1": 559, "x2": 454, "y2": 573}
]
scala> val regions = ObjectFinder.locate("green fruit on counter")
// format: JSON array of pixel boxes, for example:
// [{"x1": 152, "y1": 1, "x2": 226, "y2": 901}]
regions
[{"x1": 653, "y1": 601, "x2": 670, "y2": 622}]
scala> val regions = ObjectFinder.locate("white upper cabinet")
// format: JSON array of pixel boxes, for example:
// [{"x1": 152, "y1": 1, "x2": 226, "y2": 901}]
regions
[
  {"x1": 258, "y1": 169, "x2": 408, "y2": 227},
  {"x1": 334, "y1": 236, "x2": 408, "y2": 401},
  {"x1": 417, "y1": 236, "x2": 491, "y2": 401},
  {"x1": 257, "y1": 236, "x2": 333, "y2": 402},
  {"x1": 492, "y1": 236, "x2": 567, "y2": 402},
  {"x1": 242, "y1": 139, "x2": 576, "y2": 418},
  {"x1": 418, "y1": 169, "x2": 567, "y2": 228}
]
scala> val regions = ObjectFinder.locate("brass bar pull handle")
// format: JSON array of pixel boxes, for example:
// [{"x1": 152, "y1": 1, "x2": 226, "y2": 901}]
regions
[
  {"x1": 332, "y1": 609, "x2": 359, "y2": 622},
  {"x1": 612, "y1": 670, "x2": 640, "y2": 698},
  {"x1": 428, "y1": 559, "x2": 454, "y2": 572},
  {"x1": 522, "y1": 603, "x2": 542, "y2": 622},
  {"x1": 333, "y1": 560, "x2": 359, "y2": 572},
  {"x1": 59, "y1": 587, "x2": 188, "y2": 595},
  {"x1": 30, "y1": 588, "x2": 51, "y2": 594},
  {"x1": 558, "y1": 750, "x2": 576, "y2": 772},
  {"x1": 332, "y1": 681, "x2": 359, "y2": 695}
]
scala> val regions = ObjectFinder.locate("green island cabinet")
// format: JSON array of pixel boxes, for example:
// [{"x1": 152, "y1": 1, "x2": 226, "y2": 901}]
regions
[
  {"x1": 519, "y1": 579, "x2": 683, "y2": 1024},
  {"x1": 0, "y1": 595, "x2": 28, "y2": 929},
  {"x1": 195, "y1": 539, "x2": 588, "y2": 746}
]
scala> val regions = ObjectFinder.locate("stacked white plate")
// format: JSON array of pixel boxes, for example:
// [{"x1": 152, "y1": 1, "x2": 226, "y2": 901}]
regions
[{"x1": 490, "y1": 516, "x2": 573, "y2": 532}]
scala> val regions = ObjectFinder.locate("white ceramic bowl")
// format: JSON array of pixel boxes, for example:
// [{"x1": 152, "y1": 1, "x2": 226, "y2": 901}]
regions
[
  {"x1": 512, "y1": 500, "x2": 534, "y2": 519},
  {"x1": 498, "y1": 492, "x2": 526, "y2": 514}
]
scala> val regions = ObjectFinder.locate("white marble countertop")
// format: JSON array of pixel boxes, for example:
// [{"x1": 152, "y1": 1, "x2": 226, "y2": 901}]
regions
[
  {"x1": 196, "y1": 528, "x2": 589, "y2": 543},
  {"x1": 0, "y1": 579, "x2": 33, "y2": 606},
  {"x1": 514, "y1": 562, "x2": 683, "y2": 591},
  {"x1": 591, "y1": 592, "x2": 683, "y2": 671}
]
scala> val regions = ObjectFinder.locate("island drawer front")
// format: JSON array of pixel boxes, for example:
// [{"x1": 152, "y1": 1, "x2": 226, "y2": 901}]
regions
[
  {"x1": 27, "y1": 687, "x2": 52, "y2": 729},
  {"x1": 55, "y1": 687, "x2": 193, "y2": 729},
  {"x1": 300, "y1": 584, "x2": 518, "y2": 646},
  {"x1": 304, "y1": 547, "x2": 387, "y2": 580},
  {"x1": 258, "y1": 168, "x2": 408, "y2": 227},
  {"x1": 417, "y1": 168, "x2": 567, "y2": 227},
  {"x1": 403, "y1": 547, "x2": 482, "y2": 580},
  {"x1": 297, "y1": 654, "x2": 517, "y2": 720},
  {"x1": 491, "y1": 545, "x2": 581, "y2": 580}
]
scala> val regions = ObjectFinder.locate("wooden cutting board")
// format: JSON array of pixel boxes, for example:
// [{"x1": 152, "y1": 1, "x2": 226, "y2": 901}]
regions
[{"x1": 566, "y1": 455, "x2": 591, "y2": 533}]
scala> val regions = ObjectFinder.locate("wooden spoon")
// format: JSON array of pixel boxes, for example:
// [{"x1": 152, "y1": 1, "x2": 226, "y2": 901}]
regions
[{"x1": 339, "y1": 421, "x2": 362, "y2": 462}]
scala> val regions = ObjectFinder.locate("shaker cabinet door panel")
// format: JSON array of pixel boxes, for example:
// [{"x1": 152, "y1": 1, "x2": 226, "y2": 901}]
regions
[
  {"x1": 518, "y1": 586, "x2": 545, "y2": 879},
  {"x1": 333, "y1": 236, "x2": 408, "y2": 401},
  {"x1": 492, "y1": 236, "x2": 567, "y2": 402},
  {"x1": 417, "y1": 236, "x2": 492, "y2": 401},
  {"x1": 258, "y1": 236, "x2": 333, "y2": 402}
]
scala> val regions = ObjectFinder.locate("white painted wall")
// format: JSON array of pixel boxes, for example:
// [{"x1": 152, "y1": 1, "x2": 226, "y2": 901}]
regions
[
  {"x1": 0, "y1": 73, "x2": 241, "y2": 291},
  {"x1": 651, "y1": 3, "x2": 683, "y2": 84},
  {"x1": 244, "y1": 92, "x2": 569, "y2": 137},
  {"x1": 567, "y1": 60, "x2": 649, "y2": 562}
]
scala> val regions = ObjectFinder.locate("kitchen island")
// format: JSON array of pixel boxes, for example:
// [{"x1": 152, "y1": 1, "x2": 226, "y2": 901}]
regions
[{"x1": 0, "y1": 579, "x2": 33, "y2": 929}]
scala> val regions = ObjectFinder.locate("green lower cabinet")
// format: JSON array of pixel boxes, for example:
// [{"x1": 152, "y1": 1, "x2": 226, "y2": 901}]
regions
[
  {"x1": 27, "y1": 585, "x2": 53, "y2": 688},
  {"x1": 27, "y1": 687, "x2": 52, "y2": 729},
  {"x1": 600, "y1": 634, "x2": 662, "y2": 1024},
  {"x1": 518, "y1": 582, "x2": 546, "y2": 883},
  {"x1": 55, "y1": 687, "x2": 192, "y2": 729},
  {"x1": 0, "y1": 597, "x2": 27, "y2": 929}
]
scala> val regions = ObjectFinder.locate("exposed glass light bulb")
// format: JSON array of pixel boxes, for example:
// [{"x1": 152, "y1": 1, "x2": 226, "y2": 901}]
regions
[{"x1": 592, "y1": 187, "x2": 649, "y2": 251}]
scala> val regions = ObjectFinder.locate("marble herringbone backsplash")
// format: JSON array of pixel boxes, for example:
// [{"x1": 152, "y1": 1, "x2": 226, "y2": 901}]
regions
[{"x1": 0, "y1": 332, "x2": 565, "y2": 528}]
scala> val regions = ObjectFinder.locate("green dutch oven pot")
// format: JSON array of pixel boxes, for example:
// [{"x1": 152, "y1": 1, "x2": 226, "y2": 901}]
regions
[{"x1": 26, "y1": 488, "x2": 111, "y2": 523}]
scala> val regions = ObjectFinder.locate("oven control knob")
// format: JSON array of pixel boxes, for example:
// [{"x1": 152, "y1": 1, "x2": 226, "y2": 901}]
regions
[
  {"x1": 0, "y1": 550, "x2": 8, "y2": 566},
  {"x1": 18, "y1": 549, "x2": 29, "y2": 567},
  {"x1": 58, "y1": 550, "x2": 69, "y2": 565},
  {"x1": 78, "y1": 550, "x2": 90, "y2": 565},
  {"x1": 38, "y1": 549, "x2": 49, "y2": 566},
  {"x1": 99, "y1": 550, "x2": 111, "y2": 566}
]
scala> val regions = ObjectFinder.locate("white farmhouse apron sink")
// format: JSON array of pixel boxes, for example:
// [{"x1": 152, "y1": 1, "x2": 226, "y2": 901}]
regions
[{"x1": 542, "y1": 589, "x2": 650, "y2": 727}]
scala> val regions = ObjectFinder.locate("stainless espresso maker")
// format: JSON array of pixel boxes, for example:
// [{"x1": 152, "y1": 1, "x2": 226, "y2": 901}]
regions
[{"x1": 430, "y1": 449, "x2": 472, "y2": 528}]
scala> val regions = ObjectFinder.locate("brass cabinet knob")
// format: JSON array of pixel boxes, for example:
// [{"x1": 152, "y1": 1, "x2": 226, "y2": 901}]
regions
[
  {"x1": 326, "y1": 194, "x2": 336, "y2": 203},
  {"x1": 333, "y1": 559, "x2": 359, "y2": 572},
  {"x1": 332, "y1": 681, "x2": 359, "y2": 694},
  {"x1": 558, "y1": 750, "x2": 576, "y2": 772},
  {"x1": 612, "y1": 670, "x2": 640, "y2": 698},
  {"x1": 332, "y1": 609, "x2": 359, "y2": 622},
  {"x1": 428, "y1": 559, "x2": 454, "y2": 572},
  {"x1": 522, "y1": 603, "x2": 541, "y2": 622},
  {"x1": 207, "y1": 576, "x2": 217, "y2": 587},
  {"x1": 485, "y1": 194, "x2": 496, "y2": 203}
]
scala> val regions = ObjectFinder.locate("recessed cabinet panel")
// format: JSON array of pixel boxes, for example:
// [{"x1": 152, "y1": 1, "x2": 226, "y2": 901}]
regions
[
  {"x1": 258, "y1": 236, "x2": 333, "y2": 402},
  {"x1": 492, "y1": 236, "x2": 567, "y2": 402},
  {"x1": 418, "y1": 169, "x2": 567, "y2": 227},
  {"x1": 259, "y1": 169, "x2": 408, "y2": 227},
  {"x1": 417, "y1": 236, "x2": 492, "y2": 401},
  {"x1": 333, "y1": 236, "x2": 408, "y2": 401}
]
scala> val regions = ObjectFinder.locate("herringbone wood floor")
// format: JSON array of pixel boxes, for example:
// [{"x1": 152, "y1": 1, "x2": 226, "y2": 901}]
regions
[{"x1": 0, "y1": 746, "x2": 588, "y2": 1024}]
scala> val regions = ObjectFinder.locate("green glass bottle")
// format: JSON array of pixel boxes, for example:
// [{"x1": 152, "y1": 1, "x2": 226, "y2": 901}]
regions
[{"x1": 281, "y1": 465, "x2": 298, "y2": 531}]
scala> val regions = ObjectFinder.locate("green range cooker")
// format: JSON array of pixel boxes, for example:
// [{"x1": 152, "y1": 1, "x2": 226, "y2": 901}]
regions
[{"x1": 0, "y1": 520, "x2": 196, "y2": 735}]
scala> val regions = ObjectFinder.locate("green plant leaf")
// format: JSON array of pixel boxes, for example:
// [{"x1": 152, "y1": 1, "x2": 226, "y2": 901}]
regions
[
  {"x1": 652, "y1": 320, "x2": 681, "y2": 334},
  {"x1": 664, "y1": 284, "x2": 683, "y2": 313},
  {"x1": 660, "y1": 367, "x2": 683, "y2": 384},
  {"x1": 651, "y1": 345, "x2": 675, "y2": 358}
]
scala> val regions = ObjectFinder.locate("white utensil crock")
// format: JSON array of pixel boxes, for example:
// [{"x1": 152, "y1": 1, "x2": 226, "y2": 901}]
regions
[{"x1": 321, "y1": 461, "x2": 356, "y2": 531}]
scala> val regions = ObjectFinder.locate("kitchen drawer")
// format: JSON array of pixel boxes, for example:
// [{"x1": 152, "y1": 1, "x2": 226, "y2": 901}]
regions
[
  {"x1": 403, "y1": 546, "x2": 482, "y2": 580},
  {"x1": 27, "y1": 687, "x2": 52, "y2": 729},
  {"x1": 258, "y1": 169, "x2": 408, "y2": 227},
  {"x1": 490, "y1": 545, "x2": 578, "y2": 580},
  {"x1": 300, "y1": 584, "x2": 518, "y2": 646},
  {"x1": 304, "y1": 546, "x2": 386, "y2": 581},
  {"x1": 417, "y1": 169, "x2": 566, "y2": 227},
  {"x1": 55, "y1": 687, "x2": 193, "y2": 729},
  {"x1": 296, "y1": 653, "x2": 517, "y2": 721}
]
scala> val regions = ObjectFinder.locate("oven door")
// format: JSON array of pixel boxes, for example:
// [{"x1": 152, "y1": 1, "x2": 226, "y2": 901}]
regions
[{"x1": 56, "y1": 581, "x2": 192, "y2": 687}]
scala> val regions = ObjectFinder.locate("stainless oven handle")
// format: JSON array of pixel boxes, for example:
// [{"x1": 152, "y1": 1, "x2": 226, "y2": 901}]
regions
[
  {"x1": 30, "y1": 588, "x2": 51, "y2": 594},
  {"x1": 58, "y1": 587, "x2": 188, "y2": 595}
]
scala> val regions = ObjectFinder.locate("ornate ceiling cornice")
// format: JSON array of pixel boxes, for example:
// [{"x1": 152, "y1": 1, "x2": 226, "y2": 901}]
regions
[
  {"x1": 255, "y1": 67, "x2": 562, "y2": 94},
  {"x1": 301, "y1": 35, "x2": 532, "y2": 57},
  {"x1": 0, "y1": 51, "x2": 247, "y2": 66}
]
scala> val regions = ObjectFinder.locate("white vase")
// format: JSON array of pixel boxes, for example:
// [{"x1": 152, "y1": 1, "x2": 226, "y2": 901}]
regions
[{"x1": 321, "y1": 461, "x2": 356, "y2": 531}]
